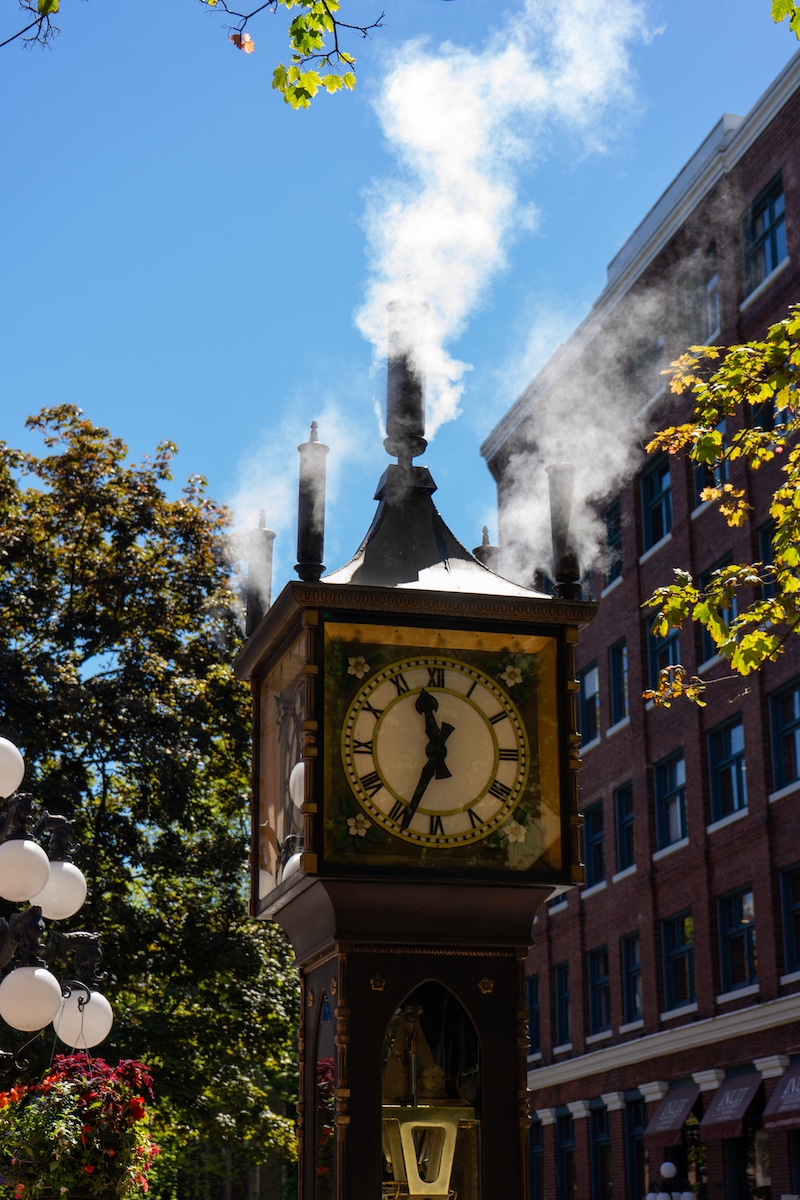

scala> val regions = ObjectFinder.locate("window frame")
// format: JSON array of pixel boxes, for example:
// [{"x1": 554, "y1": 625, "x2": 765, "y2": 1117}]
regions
[
  {"x1": 609, "y1": 639, "x2": 629, "y2": 726},
  {"x1": 771, "y1": 678, "x2": 800, "y2": 792},
  {"x1": 554, "y1": 961, "x2": 571, "y2": 1046},
  {"x1": 708, "y1": 716, "x2": 747, "y2": 822},
  {"x1": 615, "y1": 782, "x2": 635, "y2": 872},
  {"x1": 641, "y1": 454, "x2": 672, "y2": 551},
  {"x1": 621, "y1": 932, "x2": 642, "y2": 1024},
  {"x1": 693, "y1": 419, "x2": 728, "y2": 508},
  {"x1": 647, "y1": 615, "x2": 680, "y2": 691},
  {"x1": 583, "y1": 801, "x2": 605, "y2": 889},
  {"x1": 781, "y1": 865, "x2": 800, "y2": 975},
  {"x1": 604, "y1": 498, "x2": 622, "y2": 585},
  {"x1": 718, "y1": 887, "x2": 756, "y2": 993},
  {"x1": 662, "y1": 911, "x2": 696, "y2": 1010},
  {"x1": 527, "y1": 974, "x2": 541, "y2": 1054},
  {"x1": 655, "y1": 753, "x2": 687, "y2": 849},
  {"x1": 587, "y1": 945, "x2": 611, "y2": 1035},
  {"x1": 699, "y1": 555, "x2": 736, "y2": 664},
  {"x1": 743, "y1": 172, "x2": 788, "y2": 296},
  {"x1": 579, "y1": 662, "x2": 600, "y2": 746}
]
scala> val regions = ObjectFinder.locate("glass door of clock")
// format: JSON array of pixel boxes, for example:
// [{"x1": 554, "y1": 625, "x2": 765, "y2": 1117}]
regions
[{"x1": 381, "y1": 982, "x2": 480, "y2": 1200}]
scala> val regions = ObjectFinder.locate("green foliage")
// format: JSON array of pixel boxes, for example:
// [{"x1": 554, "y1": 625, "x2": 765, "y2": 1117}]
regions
[
  {"x1": 643, "y1": 307, "x2": 800, "y2": 705},
  {"x1": 272, "y1": 0, "x2": 361, "y2": 108},
  {"x1": 772, "y1": 0, "x2": 800, "y2": 37},
  {"x1": 0, "y1": 407, "x2": 298, "y2": 1194}
]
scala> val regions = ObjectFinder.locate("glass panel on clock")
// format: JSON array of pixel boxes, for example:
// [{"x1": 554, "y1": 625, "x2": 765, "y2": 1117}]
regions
[
  {"x1": 256, "y1": 634, "x2": 306, "y2": 902},
  {"x1": 314, "y1": 992, "x2": 335, "y2": 1200},
  {"x1": 381, "y1": 981, "x2": 480, "y2": 1199}
]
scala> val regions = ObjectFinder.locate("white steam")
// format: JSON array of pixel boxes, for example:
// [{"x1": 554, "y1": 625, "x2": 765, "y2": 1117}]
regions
[{"x1": 356, "y1": 0, "x2": 653, "y2": 438}]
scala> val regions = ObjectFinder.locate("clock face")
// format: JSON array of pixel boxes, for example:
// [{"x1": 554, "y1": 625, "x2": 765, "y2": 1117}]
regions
[
  {"x1": 341, "y1": 655, "x2": 529, "y2": 846},
  {"x1": 323, "y1": 620, "x2": 564, "y2": 879}
]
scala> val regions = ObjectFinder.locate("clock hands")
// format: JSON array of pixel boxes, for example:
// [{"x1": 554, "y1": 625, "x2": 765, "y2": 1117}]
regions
[{"x1": 399, "y1": 690, "x2": 454, "y2": 831}]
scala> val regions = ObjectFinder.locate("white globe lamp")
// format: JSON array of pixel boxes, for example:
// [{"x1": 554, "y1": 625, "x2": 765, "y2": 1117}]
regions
[
  {"x1": 29, "y1": 860, "x2": 88, "y2": 920},
  {"x1": 289, "y1": 761, "x2": 305, "y2": 809},
  {"x1": 53, "y1": 988, "x2": 113, "y2": 1049},
  {"x1": 660, "y1": 1164, "x2": 678, "y2": 1181},
  {"x1": 0, "y1": 739, "x2": 24, "y2": 799},
  {"x1": 0, "y1": 965, "x2": 63, "y2": 1031},
  {"x1": 0, "y1": 838, "x2": 50, "y2": 902}
]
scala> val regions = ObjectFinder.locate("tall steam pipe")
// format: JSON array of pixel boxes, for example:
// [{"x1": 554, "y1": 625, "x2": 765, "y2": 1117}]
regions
[
  {"x1": 295, "y1": 421, "x2": 329, "y2": 582},
  {"x1": 546, "y1": 461, "x2": 581, "y2": 600},
  {"x1": 384, "y1": 299, "x2": 429, "y2": 468}
]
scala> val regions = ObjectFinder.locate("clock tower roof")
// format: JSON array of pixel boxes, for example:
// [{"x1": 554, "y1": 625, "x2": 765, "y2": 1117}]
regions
[{"x1": 323, "y1": 462, "x2": 548, "y2": 598}]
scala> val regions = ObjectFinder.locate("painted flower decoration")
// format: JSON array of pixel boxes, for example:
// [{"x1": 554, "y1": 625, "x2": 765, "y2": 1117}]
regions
[
  {"x1": 501, "y1": 664, "x2": 524, "y2": 687},
  {"x1": 347, "y1": 655, "x2": 368, "y2": 679},
  {"x1": 503, "y1": 819, "x2": 527, "y2": 844},
  {"x1": 347, "y1": 813, "x2": 370, "y2": 837}
]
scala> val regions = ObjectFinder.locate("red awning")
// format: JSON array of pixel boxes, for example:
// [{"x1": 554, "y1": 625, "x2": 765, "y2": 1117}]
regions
[
  {"x1": 700, "y1": 1074, "x2": 762, "y2": 1141},
  {"x1": 644, "y1": 1086, "x2": 700, "y2": 1148},
  {"x1": 764, "y1": 1063, "x2": 800, "y2": 1132}
]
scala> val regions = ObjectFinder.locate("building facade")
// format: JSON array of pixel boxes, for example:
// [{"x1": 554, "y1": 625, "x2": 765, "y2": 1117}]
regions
[{"x1": 482, "y1": 52, "x2": 800, "y2": 1200}]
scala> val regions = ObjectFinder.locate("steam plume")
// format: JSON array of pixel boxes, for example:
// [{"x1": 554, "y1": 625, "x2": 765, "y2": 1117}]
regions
[{"x1": 356, "y1": 0, "x2": 652, "y2": 438}]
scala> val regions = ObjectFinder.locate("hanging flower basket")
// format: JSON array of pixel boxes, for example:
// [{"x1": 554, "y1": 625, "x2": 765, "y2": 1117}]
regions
[{"x1": 0, "y1": 1054, "x2": 159, "y2": 1198}]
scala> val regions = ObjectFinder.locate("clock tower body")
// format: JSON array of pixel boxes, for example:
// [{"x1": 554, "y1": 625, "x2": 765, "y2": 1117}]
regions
[{"x1": 236, "y1": 456, "x2": 594, "y2": 1200}]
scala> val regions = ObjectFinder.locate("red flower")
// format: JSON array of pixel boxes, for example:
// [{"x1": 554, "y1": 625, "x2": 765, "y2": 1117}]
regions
[{"x1": 84, "y1": 1165, "x2": 95, "y2": 1174}]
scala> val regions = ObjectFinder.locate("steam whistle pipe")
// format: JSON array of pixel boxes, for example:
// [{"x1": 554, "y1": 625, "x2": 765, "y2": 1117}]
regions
[
  {"x1": 384, "y1": 299, "x2": 429, "y2": 468},
  {"x1": 245, "y1": 510, "x2": 277, "y2": 637},
  {"x1": 472, "y1": 526, "x2": 499, "y2": 572},
  {"x1": 545, "y1": 461, "x2": 582, "y2": 600},
  {"x1": 295, "y1": 422, "x2": 329, "y2": 582}
]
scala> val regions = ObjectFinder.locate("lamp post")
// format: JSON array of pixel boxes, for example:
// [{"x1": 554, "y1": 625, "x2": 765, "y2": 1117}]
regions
[
  {"x1": 0, "y1": 736, "x2": 113, "y2": 1062},
  {"x1": 646, "y1": 1158, "x2": 696, "y2": 1200}
]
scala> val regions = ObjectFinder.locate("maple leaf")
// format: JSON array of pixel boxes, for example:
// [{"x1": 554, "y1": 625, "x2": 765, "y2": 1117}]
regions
[{"x1": 230, "y1": 31, "x2": 255, "y2": 53}]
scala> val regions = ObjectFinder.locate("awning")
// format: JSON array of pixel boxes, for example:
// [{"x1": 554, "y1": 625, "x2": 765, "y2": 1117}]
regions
[
  {"x1": 700, "y1": 1073, "x2": 762, "y2": 1141},
  {"x1": 764, "y1": 1063, "x2": 800, "y2": 1132},
  {"x1": 644, "y1": 1086, "x2": 700, "y2": 1148}
]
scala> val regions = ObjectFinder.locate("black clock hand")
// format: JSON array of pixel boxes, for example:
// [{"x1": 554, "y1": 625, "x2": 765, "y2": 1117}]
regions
[
  {"x1": 415, "y1": 690, "x2": 454, "y2": 780},
  {"x1": 400, "y1": 757, "x2": 438, "y2": 830}
]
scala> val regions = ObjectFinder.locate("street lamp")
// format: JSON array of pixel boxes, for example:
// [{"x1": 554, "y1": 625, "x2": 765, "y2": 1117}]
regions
[
  {"x1": 0, "y1": 736, "x2": 113, "y2": 1055},
  {"x1": 646, "y1": 1159, "x2": 695, "y2": 1200}
]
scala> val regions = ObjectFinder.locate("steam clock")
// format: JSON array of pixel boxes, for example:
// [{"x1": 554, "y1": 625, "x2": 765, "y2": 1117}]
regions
[{"x1": 235, "y1": 340, "x2": 595, "y2": 1200}]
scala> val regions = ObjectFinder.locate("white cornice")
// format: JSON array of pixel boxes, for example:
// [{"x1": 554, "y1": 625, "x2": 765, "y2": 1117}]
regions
[{"x1": 527, "y1": 992, "x2": 800, "y2": 1092}]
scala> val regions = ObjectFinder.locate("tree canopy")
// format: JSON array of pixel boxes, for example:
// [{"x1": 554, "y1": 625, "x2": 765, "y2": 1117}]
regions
[
  {"x1": 643, "y1": 306, "x2": 800, "y2": 706},
  {"x1": 0, "y1": 406, "x2": 298, "y2": 1197}
]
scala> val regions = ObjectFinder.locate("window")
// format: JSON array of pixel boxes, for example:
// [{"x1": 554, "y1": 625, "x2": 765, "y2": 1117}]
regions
[
  {"x1": 781, "y1": 865, "x2": 800, "y2": 974},
  {"x1": 647, "y1": 615, "x2": 680, "y2": 691},
  {"x1": 772, "y1": 678, "x2": 800, "y2": 791},
  {"x1": 743, "y1": 172, "x2": 787, "y2": 296},
  {"x1": 556, "y1": 1113, "x2": 576, "y2": 1200},
  {"x1": 685, "y1": 242, "x2": 720, "y2": 343},
  {"x1": 624, "y1": 1099, "x2": 646, "y2": 1200},
  {"x1": 709, "y1": 717, "x2": 747, "y2": 821},
  {"x1": 615, "y1": 783, "x2": 635, "y2": 872},
  {"x1": 759, "y1": 521, "x2": 776, "y2": 599},
  {"x1": 662, "y1": 911, "x2": 695, "y2": 1009},
  {"x1": 530, "y1": 1119, "x2": 545, "y2": 1200},
  {"x1": 621, "y1": 933, "x2": 642, "y2": 1023},
  {"x1": 641, "y1": 454, "x2": 672, "y2": 550},
  {"x1": 609, "y1": 640, "x2": 629, "y2": 726},
  {"x1": 718, "y1": 887, "x2": 756, "y2": 992},
  {"x1": 579, "y1": 663, "x2": 600, "y2": 746},
  {"x1": 583, "y1": 802, "x2": 605, "y2": 888},
  {"x1": 699, "y1": 556, "x2": 736, "y2": 664},
  {"x1": 590, "y1": 1106, "x2": 612, "y2": 1200},
  {"x1": 693, "y1": 419, "x2": 728, "y2": 507},
  {"x1": 588, "y1": 946, "x2": 611, "y2": 1034},
  {"x1": 655, "y1": 753, "x2": 687, "y2": 848},
  {"x1": 605, "y1": 498, "x2": 622, "y2": 584},
  {"x1": 527, "y1": 975, "x2": 541, "y2": 1054},
  {"x1": 555, "y1": 962, "x2": 570, "y2": 1045}
]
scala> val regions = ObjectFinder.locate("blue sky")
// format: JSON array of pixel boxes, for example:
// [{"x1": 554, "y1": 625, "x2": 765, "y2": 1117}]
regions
[{"x1": 2, "y1": 0, "x2": 797, "y2": 592}]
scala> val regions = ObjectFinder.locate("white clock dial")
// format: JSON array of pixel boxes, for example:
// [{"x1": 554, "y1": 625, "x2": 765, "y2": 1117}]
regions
[{"x1": 341, "y1": 655, "x2": 529, "y2": 847}]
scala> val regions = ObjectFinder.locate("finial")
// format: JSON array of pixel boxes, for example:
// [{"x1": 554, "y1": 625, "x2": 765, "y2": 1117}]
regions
[
  {"x1": 309, "y1": 421, "x2": 319, "y2": 444},
  {"x1": 472, "y1": 526, "x2": 499, "y2": 571}
]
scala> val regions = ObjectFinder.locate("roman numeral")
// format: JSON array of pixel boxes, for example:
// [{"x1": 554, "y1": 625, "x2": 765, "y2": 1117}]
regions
[
  {"x1": 352, "y1": 738, "x2": 373, "y2": 754},
  {"x1": 490, "y1": 710, "x2": 509, "y2": 725},
  {"x1": 391, "y1": 673, "x2": 410, "y2": 695},
  {"x1": 466, "y1": 681, "x2": 477, "y2": 698},
  {"x1": 467, "y1": 809, "x2": 481, "y2": 829},
  {"x1": 363, "y1": 699, "x2": 384, "y2": 719},
  {"x1": 429, "y1": 814, "x2": 445, "y2": 836},
  {"x1": 488, "y1": 779, "x2": 512, "y2": 801},
  {"x1": 498, "y1": 748, "x2": 519, "y2": 760},
  {"x1": 360, "y1": 771, "x2": 383, "y2": 797},
  {"x1": 427, "y1": 666, "x2": 445, "y2": 688},
  {"x1": 389, "y1": 800, "x2": 406, "y2": 824}
]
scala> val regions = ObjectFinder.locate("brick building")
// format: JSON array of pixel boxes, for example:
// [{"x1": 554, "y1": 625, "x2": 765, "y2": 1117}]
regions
[{"x1": 481, "y1": 51, "x2": 800, "y2": 1200}]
